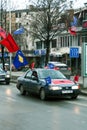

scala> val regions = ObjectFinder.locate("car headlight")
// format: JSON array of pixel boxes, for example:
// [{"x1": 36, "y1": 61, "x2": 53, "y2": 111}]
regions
[
  {"x1": 72, "y1": 85, "x2": 79, "y2": 89},
  {"x1": 5, "y1": 74, "x2": 10, "y2": 78},
  {"x1": 49, "y1": 86, "x2": 62, "y2": 90}
]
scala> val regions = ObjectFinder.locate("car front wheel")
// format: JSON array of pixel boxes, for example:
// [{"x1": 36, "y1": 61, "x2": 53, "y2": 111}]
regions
[
  {"x1": 71, "y1": 95, "x2": 78, "y2": 99},
  {"x1": 39, "y1": 88, "x2": 47, "y2": 100},
  {"x1": 20, "y1": 85, "x2": 26, "y2": 95},
  {"x1": 6, "y1": 81, "x2": 10, "y2": 85}
]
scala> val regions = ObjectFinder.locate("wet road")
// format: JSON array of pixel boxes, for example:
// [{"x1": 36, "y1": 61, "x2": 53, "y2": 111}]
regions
[{"x1": 0, "y1": 83, "x2": 87, "y2": 130}]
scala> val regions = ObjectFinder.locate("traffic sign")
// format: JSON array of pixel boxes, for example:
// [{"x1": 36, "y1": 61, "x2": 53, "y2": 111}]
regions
[{"x1": 70, "y1": 47, "x2": 79, "y2": 58}]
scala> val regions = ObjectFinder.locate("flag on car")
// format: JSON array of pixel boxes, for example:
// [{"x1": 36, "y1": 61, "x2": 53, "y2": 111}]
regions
[
  {"x1": 0, "y1": 33, "x2": 19, "y2": 52},
  {"x1": 13, "y1": 50, "x2": 28, "y2": 69},
  {"x1": 48, "y1": 63, "x2": 55, "y2": 69},
  {"x1": 0, "y1": 27, "x2": 6, "y2": 39},
  {"x1": 13, "y1": 27, "x2": 24, "y2": 35},
  {"x1": 45, "y1": 76, "x2": 51, "y2": 85}
]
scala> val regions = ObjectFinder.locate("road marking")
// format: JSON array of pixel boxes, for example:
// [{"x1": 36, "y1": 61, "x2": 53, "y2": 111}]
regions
[
  {"x1": 6, "y1": 97, "x2": 16, "y2": 102},
  {"x1": 79, "y1": 95, "x2": 87, "y2": 100},
  {"x1": 65, "y1": 100, "x2": 87, "y2": 107}
]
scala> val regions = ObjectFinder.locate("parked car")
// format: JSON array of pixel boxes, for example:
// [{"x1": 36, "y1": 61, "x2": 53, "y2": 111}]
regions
[
  {"x1": 16, "y1": 68, "x2": 80, "y2": 100},
  {"x1": 0, "y1": 63, "x2": 10, "y2": 71},
  {"x1": 46, "y1": 61, "x2": 71, "y2": 78},
  {"x1": 0, "y1": 67, "x2": 10, "y2": 84}
]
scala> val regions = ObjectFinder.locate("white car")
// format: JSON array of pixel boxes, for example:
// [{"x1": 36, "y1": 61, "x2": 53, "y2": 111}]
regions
[
  {"x1": 0, "y1": 67, "x2": 10, "y2": 84},
  {"x1": 47, "y1": 61, "x2": 71, "y2": 78}
]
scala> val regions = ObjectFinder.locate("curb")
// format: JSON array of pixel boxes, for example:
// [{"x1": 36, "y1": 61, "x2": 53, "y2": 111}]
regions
[{"x1": 80, "y1": 90, "x2": 87, "y2": 96}]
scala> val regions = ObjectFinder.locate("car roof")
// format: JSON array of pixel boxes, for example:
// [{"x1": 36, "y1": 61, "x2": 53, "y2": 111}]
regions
[
  {"x1": 27, "y1": 68, "x2": 58, "y2": 72},
  {"x1": 48, "y1": 61, "x2": 67, "y2": 66}
]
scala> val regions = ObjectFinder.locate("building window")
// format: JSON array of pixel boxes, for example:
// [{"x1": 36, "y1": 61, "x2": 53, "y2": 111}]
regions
[
  {"x1": 52, "y1": 39, "x2": 56, "y2": 48},
  {"x1": 16, "y1": 12, "x2": 18, "y2": 18},
  {"x1": 15, "y1": 12, "x2": 21, "y2": 18},
  {"x1": 64, "y1": 36, "x2": 68, "y2": 47},
  {"x1": 44, "y1": 41, "x2": 47, "y2": 49},
  {"x1": 19, "y1": 23, "x2": 22, "y2": 27},
  {"x1": 19, "y1": 12, "x2": 21, "y2": 18},
  {"x1": 36, "y1": 41, "x2": 42, "y2": 49},
  {"x1": 82, "y1": 35, "x2": 87, "y2": 42},
  {"x1": 26, "y1": 12, "x2": 29, "y2": 15}
]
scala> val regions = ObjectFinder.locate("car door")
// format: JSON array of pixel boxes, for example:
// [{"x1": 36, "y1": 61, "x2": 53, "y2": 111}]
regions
[
  {"x1": 30, "y1": 71, "x2": 40, "y2": 93},
  {"x1": 23, "y1": 70, "x2": 33, "y2": 92}
]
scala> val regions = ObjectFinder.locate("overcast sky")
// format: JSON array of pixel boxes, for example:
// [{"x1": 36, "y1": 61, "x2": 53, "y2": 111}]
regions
[{"x1": 7, "y1": 0, "x2": 87, "y2": 10}]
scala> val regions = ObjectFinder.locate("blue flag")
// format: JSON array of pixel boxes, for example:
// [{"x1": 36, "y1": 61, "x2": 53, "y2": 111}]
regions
[
  {"x1": 70, "y1": 16, "x2": 78, "y2": 26},
  {"x1": 45, "y1": 76, "x2": 51, "y2": 85},
  {"x1": 13, "y1": 27, "x2": 24, "y2": 35},
  {"x1": 13, "y1": 50, "x2": 28, "y2": 69},
  {"x1": 48, "y1": 63, "x2": 55, "y2": 69}
]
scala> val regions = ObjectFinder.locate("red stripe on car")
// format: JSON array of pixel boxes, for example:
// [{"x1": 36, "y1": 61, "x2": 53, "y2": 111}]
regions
[{"x1": 52, "y1": 79, "x2": 73, "y2": 85}]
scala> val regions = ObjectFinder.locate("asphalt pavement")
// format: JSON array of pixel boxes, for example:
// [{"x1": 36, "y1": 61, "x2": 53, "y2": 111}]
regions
[{"x1": 9, "y1": 71, "x2": 87, "y2": 96}]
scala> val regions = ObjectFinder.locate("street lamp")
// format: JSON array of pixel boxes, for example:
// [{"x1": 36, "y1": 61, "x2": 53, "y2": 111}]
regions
[{"x1": 0, "y1": 0, "x2": 5, "y2": 70}]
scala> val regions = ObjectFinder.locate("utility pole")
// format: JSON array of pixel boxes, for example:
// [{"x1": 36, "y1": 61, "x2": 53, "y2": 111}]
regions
[{"x1": 0, "y1": 0, "x2": 7, "y2": 70}]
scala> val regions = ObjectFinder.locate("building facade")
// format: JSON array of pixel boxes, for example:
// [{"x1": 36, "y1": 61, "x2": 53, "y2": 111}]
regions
[{"x1": 1, "y1": 4, "x2": 87, "y2": 73}]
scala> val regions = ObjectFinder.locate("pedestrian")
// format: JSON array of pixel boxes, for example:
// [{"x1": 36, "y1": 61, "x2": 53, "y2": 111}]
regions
[
  {"x1": 74, "y1": 72, "x2": 79, "y2": 83},
  {"x1": 30, "y1": 62, "x2": 35, "y2": 70}
]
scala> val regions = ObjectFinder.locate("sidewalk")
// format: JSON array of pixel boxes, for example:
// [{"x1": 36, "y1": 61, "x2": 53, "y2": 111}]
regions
[{"x1": 10, "y1": 71, "x2": 87, "y2": 96}]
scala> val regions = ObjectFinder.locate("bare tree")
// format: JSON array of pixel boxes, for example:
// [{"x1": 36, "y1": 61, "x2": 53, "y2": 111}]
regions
[{"x1": 28, "y1": 0, "x2": 72, "y2": 65}]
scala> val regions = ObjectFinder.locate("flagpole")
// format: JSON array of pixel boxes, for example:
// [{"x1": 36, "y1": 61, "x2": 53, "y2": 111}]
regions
[{"x1": 9, "y1": 0, "x2": 12, "y2": 77}]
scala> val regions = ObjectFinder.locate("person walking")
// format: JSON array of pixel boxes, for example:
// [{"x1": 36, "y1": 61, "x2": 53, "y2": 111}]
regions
[{"x1": 73, "y1": 72, "x2": 79, "y2": 83}]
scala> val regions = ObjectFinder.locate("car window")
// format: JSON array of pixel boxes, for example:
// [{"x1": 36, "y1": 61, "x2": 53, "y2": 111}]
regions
[
  {"x1": 32, "y1": 71, "x2": 38, "y2": 78},
  {"x1": 48, "y1": 62, "x2": 69, "y2": 70},
  {"x1": 25, "y1": 70, "x2": 32, "y2": 78},
  {"x1": 38, "y1": 69, "x2": 66, "y2": 79}
]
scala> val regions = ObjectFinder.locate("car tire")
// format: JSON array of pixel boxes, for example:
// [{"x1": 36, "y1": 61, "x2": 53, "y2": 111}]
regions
[
  {"x1": 40, "y1": 88, "x2": 47, "y2": 100},
  {"x1": 20, "y1": 85, "x2": 26, "y2": 95},
  {"x1": 71, "y1": 95, "x2": 78, "y2": 99},
  {"x1": 6, "y1": 82, "x2": 10, "y2": 85}
]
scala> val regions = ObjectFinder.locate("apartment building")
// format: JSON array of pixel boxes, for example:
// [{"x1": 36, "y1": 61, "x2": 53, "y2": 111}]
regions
[{"x1": 1, "y1": 4, "x2": 87, "y2": 72}]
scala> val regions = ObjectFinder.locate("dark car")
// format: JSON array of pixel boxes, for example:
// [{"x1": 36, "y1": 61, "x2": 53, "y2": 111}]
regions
[
  {"x1": 46, "y1": 61, "x2": 71, "y2": 78},
  {"x1": 0, "y1": 68, "x2": 10, "y2": 84},
  {"x1": 16, "y1": 68, "x2": 80, "y2": 100}
]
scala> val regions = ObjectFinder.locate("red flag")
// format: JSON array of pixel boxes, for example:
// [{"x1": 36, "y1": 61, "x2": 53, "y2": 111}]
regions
[
  {"x1": 68, "y1": 27, "x2": 76, "y2": 36},
  {"x1": 0, "y1": 27, "x2": 6, "y2": 39},
  {"x1": 0, "y1": 33, "x2": 19, "y2": 52}
]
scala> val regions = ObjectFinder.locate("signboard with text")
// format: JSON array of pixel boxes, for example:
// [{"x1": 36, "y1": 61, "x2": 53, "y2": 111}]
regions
[
  {"x1": 34, "y1": 49, "x2": 46, "y2": 56},
  {"x1": 70, "y1": 47, "x2": 79, "y2": 58}
]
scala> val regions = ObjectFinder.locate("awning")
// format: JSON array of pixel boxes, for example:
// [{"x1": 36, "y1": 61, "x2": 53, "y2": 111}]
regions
[
  {"x1": 50, "y1": 51, "x2": 62, "y2": 57},
  {"x1": 58, "y1": 47, "x2": 81, "y2": 55},
  {"x1": 59, "y1": 47, "x2": 70, "y2": 55}
]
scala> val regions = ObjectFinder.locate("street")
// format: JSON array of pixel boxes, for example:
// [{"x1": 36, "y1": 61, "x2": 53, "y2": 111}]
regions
[{"x1": 0, "y1": 83, "x2": 87, "y2": 130}]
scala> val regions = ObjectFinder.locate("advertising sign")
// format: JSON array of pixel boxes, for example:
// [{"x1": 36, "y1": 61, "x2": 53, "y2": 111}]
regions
[{"x1": 70, "y1": 47, "x2": 79, "y2": 58}]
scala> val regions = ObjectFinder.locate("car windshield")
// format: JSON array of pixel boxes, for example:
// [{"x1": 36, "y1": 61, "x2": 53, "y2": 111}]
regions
[
  {"x1": 0, "y1": 68, "x2": 4, "y2": 73},
  {"x1": 38, "y1": 69, "x2": 66, "y2": 79}
]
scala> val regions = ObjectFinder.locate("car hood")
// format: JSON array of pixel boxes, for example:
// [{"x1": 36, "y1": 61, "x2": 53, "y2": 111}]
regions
[{"x1": 51, "y1": 79, "x2": 74, "y2": 85}]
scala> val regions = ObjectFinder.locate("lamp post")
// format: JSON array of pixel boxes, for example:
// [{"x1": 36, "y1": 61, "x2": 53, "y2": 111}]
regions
[
  {"x1": 0, "y1": 0, "x2": 7, "y2": 70},
  {"x1": 0, "y1": 0, "x2": 4, "y2": 70}
]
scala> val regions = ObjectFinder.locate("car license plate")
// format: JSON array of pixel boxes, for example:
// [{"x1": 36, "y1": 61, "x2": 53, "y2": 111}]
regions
[{"x1": 62, "y1": 90, "x2": 73, "y2": 94}]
